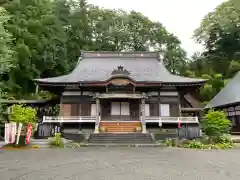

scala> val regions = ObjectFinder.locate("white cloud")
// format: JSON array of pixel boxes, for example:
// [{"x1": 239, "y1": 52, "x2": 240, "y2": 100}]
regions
[{"x1": 88, "y1": 0, "x2": 226, "y2": 56}]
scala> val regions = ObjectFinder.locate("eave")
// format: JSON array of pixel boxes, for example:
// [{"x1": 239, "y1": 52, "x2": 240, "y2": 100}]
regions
[{"x1": 36, "y1": 81, "x2": 205, "y2": 88}]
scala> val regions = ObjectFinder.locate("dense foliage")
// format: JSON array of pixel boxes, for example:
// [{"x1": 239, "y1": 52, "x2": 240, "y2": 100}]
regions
[
  {"x1": 0, "y1": 0, "x2": 239, "y2": 104},
  {"x1": 0, "y1": 0, "x2": 186, "y2": 99},
  {"x1": 187, "y1": 0, "x2": 240, "y2": 102},
  {"x1": 0, "y1": 7, "x2": 15, "y2": 113}
]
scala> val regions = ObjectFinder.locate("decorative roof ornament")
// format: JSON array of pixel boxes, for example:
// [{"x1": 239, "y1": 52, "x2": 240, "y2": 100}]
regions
[{"x1": 111, "y1": 65, "x2": 130, "y2": 76}]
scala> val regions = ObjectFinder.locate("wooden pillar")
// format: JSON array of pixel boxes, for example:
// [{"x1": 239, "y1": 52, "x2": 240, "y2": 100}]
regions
[
  {"x1": 141, "y1": 93, "x2": 147, "y2": 133},
  {"x1": 94, "y1": 96, "x2": 100, "y2": 133}
]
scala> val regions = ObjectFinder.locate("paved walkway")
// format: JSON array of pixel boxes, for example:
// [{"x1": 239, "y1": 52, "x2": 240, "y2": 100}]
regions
[
  {"x1": 0, "y1": 141, "x2": 5, "y2": 148},
  {"x1": 0, "y1": 148, "x2": 240, "y2": 180}
]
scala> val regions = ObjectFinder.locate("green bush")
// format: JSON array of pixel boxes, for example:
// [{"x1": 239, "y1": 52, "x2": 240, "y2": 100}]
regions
[
  {"x1": 184, "y1": 136, "x2": 233, "y2": 149},
  {"x1": 202, "y1": 110, "x2": 231, "y2": 139},
  {"x1": 184, "y1": 140, "x2": 205, "y2": 149},
  {"x1": 215, "y1": 134, "x2": 233, "y2": 144},
  {"x1": 214, "y1": 143, "x2": 233, "y2": 149},
  {"x1": 49, "y1": 133, "x2": 64, "y2": 148},
  {"x1": 99, "y1": 127, "x2": 106, "y2": 132}
]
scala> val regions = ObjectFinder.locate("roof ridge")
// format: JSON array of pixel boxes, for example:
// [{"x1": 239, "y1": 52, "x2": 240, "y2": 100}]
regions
[{"x1": 82, "y1": 51, "x2": 159, "y2": 59}]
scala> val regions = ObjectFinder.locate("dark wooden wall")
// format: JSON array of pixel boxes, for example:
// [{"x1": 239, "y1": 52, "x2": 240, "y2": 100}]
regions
[
  {"x1": 58, "y1": 86, "x2": 203, "y2": 117},
  {"x1": 178, "y1": 87, "x2": 203, "y2": 108},
  {"x1": 219, "y1": 104, "x2": 240, "y2": 132}
]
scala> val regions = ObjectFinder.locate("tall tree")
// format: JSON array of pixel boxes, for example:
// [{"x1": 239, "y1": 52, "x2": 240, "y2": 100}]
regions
[
  {"x1": 194, "y1": 0, "x2": 240, "y2": 77},
  {"x1": 0, "y1": 7, "x2": 15, "y2": 112},
  {"x1": 1, "y1": 0, "x2": 70, "y2": 96},
  {"x1": 0, "y1": 0, "x2": 188, "y2": 98}
]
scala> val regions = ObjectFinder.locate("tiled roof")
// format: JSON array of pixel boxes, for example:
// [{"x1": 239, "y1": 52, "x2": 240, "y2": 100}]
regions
[
  {"x1": 35, "y1": 51, "x2": 207, "y2": 84},
  {"x1": 206, "y1": 71, "x2": 240, "y2": 108}
]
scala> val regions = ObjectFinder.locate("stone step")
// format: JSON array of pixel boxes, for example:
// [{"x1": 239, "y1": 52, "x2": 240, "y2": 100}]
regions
[
  {"x1": 83, "y1": 144, "x2": 163, "y2": 147},
  {"x1": 88, "y1": 139, "x2": 153, "y2": 142},
  {"x1": 89, "y1": 135, "x2": 152, "y2": 139},
  {"x1": 88, "y1": 133, "x2": 155, "y2": 144}
]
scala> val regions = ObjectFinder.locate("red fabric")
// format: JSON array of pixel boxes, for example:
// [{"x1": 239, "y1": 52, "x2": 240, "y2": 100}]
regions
[
  {"x1": 25, "y1": 123, "x2": 33, "y2": 144},
  {"x1": 178, "y1": 121, "x2": 181, "y2": 129}
]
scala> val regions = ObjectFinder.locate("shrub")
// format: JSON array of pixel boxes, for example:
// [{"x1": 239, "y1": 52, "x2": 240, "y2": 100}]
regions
[
  {"x1": 49, "y1": 133, "x2": 64, "y2": 148},
  {"x1": 214, "y1": 143, "x2": 233, "y2": 149},
  {"x1": 202, "y1": 110, "x2": 231, "y2": 139},
  {"x1": 99, "y1": 127, "x2": 106, "y2": 132},
  {"x1": 215, "y1": 134, "x2": 233, "y2": 144},
  {"x1": 184, "y1": 140, "x2": 205, "y2": 149},
  {"x1": 183, "y1": 136, "x2": 234, "y2": 149}
]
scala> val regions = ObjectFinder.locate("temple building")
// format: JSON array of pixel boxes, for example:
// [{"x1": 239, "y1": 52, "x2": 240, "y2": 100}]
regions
[
  {"x1": 35, "y1": 51, "x2": 206, "y2": 135},
  {"x1": 206, "y1": 72, "x2": 240, "y2": 133}
]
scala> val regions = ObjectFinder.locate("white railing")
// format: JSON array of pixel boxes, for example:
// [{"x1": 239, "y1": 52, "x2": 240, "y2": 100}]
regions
[
  {"x1": 100, "y1": 120, "x2": 141, "y2": 123},
  {"x1": 42, "y1": 116, "x2": 97, "y2": 123},
  {"x1": 42, "y1": 116, "x2": 198, "y2": 124},
  {"x1": 145, "y1": 116, "x2": 199, "y2": 123}
]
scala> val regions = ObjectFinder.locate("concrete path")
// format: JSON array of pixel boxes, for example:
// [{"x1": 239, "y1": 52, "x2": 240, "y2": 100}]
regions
[
  {"x1": 0, "y1": 148, "x2": 240, "y2": 180},
  {"x1": 0, "y1": 141, "x2": 5, "y2": 148}
]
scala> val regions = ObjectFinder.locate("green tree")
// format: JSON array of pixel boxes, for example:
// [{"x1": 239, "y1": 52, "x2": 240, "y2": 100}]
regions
[
  {"x1": 0, "y1": 7, "x2": 15, "y2": 114},
  {"x1": 200, "y1": 73, "x2": 225, "y2": 103},
  {"x1": 9, "y1": 104, "x2": 37, "y2": 126},
  {"x1": 1, "y1": 0, "x2": 70, "y2": 96},
  {"x1": 0, "y1": 0, "x2": 189, "y2": 99},
  {"x1": 194, "y1": 0, "x2": 240, "y2": 77}
]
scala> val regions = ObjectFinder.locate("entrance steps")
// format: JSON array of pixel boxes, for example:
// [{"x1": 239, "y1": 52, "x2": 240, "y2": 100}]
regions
[
  {"x1": 88, "y1": 133, "x2": 155, "y2": 144},
  {"x1": 100, "y1": 121, "x2": 141, "y2": 133}
]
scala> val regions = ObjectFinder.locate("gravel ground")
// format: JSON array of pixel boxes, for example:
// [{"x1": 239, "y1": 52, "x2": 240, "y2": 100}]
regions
[{"x1": 0, "y1": 147, "x2": 240, "y2": 180}]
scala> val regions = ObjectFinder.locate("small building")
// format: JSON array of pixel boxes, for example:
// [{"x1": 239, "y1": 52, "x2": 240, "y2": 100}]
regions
[
  {"x1": 206, "y1": 72, "x2": 240, "y2": 133},
  {"x1": 35, "y1": 51, "x2": 206, "y2": 134}
]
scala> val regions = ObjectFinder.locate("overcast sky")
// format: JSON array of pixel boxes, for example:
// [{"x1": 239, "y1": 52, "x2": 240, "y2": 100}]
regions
[{"x1": 88, "y1": 0, "x2": 226, "y2": 56}]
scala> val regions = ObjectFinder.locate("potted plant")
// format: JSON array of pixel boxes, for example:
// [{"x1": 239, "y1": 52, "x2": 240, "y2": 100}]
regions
[
  {"x1": 99, "y1": 127, "x2": 106, "y2": 132},
  {"x1": 8, "y1": 104, "x2": 37, "y2": 147}
]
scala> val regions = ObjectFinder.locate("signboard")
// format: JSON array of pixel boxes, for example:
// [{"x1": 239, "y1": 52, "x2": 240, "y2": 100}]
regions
[
  {"x1": 110, "y1": 79, "x2": 131, "y2": 86},
  {"x1": 4, "y1": 123, "x2": 10, "y2": 144},
  {"x1": 16, "y1": 123, "x2": 22, "y2": 145},
  {"x1": 10, "y1": 122, "x2": 17, "y2": 143}
]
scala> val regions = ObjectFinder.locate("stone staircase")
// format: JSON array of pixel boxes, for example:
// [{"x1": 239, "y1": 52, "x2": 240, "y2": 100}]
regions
[
  {"x1": 100, "y1": 121, "x2": 141, "y2": 133},
  {"x1": 88, "y1": 133, "x2": 155, "y2": 144}
]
